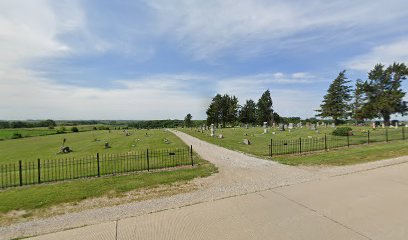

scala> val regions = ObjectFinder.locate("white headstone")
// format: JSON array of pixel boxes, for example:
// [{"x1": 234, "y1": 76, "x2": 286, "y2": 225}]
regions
[
  {"x1": 263, "y1": 122, "x2": 268, "y2": 134},
  {"x1": 382, "y1": 123, "x2": 385, "y2": 128},
  {"x1": 331, "y1": 123, "x2": 336, "y2": 128},
  {"x1": 395, "y1": 122, "x2": 399, "y2": 128},
  {"x1": 210, "y1": 124, "x2": 215, "y2": 137},
  {"x1": 288, "y1": 123, "x2": 294, "y2": 129}
]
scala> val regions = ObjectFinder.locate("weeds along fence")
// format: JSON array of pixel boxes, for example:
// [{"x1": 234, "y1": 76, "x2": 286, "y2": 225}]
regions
[
  {"x1": 0, "y1": 146, "x2": 194, "y2": 189},
  {"x1": 269, "y1": 127, "x2": 406, "y2": 156}
]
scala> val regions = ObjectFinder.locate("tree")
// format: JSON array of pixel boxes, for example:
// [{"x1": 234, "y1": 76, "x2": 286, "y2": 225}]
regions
[
  {"x1": 316, "y1": 70, "x2": 352, "y2": 124},
  {"x1": 184, "y1": 113, "x2": 193, "y2": 127},
  {"x1": 206, "y1": 93, "x2": 239, "y2": 127},
  {"x1": 362, "y1": 63, "x2": 408, "y2": 125},
  {"x1": 239, "y1": 99, "x2": 257, "y2": 125},
  {"x1": 256, "y1": 90, "x2": 274, "y2": 125},
  {"x1": 351, "y1": 79, "x2": 366, "y2": 123}
]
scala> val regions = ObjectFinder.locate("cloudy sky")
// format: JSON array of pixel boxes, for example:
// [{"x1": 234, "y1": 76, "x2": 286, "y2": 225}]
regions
[{"x1": 1, "y1": 0, "x2": 408, "y2": 120}]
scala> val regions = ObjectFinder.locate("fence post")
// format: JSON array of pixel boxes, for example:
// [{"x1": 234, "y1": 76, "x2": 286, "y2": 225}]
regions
[
  {"x1": 347, "y1": 134, "x2": 350, "y2": 147},
  {"x1": 96, "y1": 153, "x2": 100, "y2": 177},
  {"x1": 19, "y1": 160, "x2": 23, "y2": 186},
  {"x1": 190, "y1": 145, "x2": 194, "y2": 166},
  {"x1": 402, "y1": 127, "x2": 405, "y2": 140},
  {"x1": 146, "y1": 149, "x2": 150, "y2": 171},
  {"x1": 299, "y1": 137, "x2": 302, "y2": 154},
  {"x1": 270, "y1": 139, "x2": 273, "y2": 158},
  {"x1": 386, "y1": 128, "x2": 389, "y2": 142},
  {"x1": 367, "y1": 130, "x2": 370, "y2": 144},
  {"x1": 37, "y1": 158, "x2": 41, "y2": 184},
  {"x1": 324, "y1": 134, "x2": 327, "y2": 151}
]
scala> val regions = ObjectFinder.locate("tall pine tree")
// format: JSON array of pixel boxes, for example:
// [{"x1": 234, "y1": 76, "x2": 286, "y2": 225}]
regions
[
  {"x1": 256, "y1": 90, "x2": 274, "y2": 125},
  {"x1": 316, "y1": 70, "x2": 352, "y2": 124},
  {"x1": 239, "y1": 99, "x2": 257, "y2": 125},
  {"x1": 351, "y1": 79, "x2": 366, "y2": 123},
  {"x1": 362, "y1": 63, "x2": 408, "y2": 125}
]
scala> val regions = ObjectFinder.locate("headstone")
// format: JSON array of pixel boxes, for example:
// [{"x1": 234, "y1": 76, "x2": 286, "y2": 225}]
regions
[
  {"x1": 395, "y1": 122, "x2": 399, "y2": 128},
  {"x1": 105, "y1": 142, "x2": 111, "y2": 148},
  {"x1": 219, "y1": 134, "x2": 223, "y2": 139},
  {"x1": 405, "y1": 124, "x2": 408, "y2": 128},
  {"x1": 331, "y1": 123, "x2": 336, "y2": 128},
  {"x1": 382, "y1": 123, "x2": 385, "y2": 128},
  {"x1": 263, "y1": 122, "x2": 268, "y2": 134},
  {"x1": 284, "y1": 124, "x2": 288, "y2": 130},
  {"x1": 210, "y1": 124, "x2": 215, "y2": 137},
  {"x1": 245, "y1": 124, "x2": 249, "y2": 129},
  {"x1": 288, "y1": 123, "x2": 294, "y2": 129},
  {"x1": 243, "y1": 139, "x2": 251, "y2": 145},
  {"x1": 310, "y1": 124, "x2": 316, "y2": 131},
  {"x1": 372, "y1": 122, "x2": 376, "y2": 129},
  {"x1": 272, "y1": 132, "x2": 276, "y2": 135},
  {"x1": 279, "y1": 124, "x2": 285, "y2": 131},
  {"x1": 272, "y1": 122, "x2": 276, "y2": 128}
]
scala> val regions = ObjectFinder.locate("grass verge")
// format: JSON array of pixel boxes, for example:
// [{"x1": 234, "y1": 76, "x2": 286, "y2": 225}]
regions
[
  {"x1": 273, "y1": 140, "x2": 408, "y2": 166},
  {"x1": 0, "y1": 155, "x2": 216, "y2": 225}
]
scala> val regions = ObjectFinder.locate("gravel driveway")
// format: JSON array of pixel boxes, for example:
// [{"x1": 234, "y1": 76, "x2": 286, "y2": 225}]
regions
[{"x1": 1, "y1": 130, "x2": 408, "y2": 239}]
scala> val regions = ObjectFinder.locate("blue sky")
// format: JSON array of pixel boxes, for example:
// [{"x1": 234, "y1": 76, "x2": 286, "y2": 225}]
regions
[{"x1": 0, "y1": 0, "x2": 407, "y2": 120}]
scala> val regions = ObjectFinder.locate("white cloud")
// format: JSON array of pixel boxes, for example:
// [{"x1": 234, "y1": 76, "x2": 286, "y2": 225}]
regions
[
  {"x1": 344, "y1": 38, "x2": 408, "y2": 71},
  {"x1": 146, "y1": 0, "x2": 408, "y2": 60}
]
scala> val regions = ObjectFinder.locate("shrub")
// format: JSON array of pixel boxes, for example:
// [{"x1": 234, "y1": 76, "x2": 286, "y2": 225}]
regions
[
  {"x1": 332, "y1": 127, "x2": 352, "y2": 136},
  {"x1": 71, "y1": 127, "x2": 79, "y2": 132},
  {"x1": 56, "y1": 126, "x2": 66, "y2": 134},
  {"x1": 11, "y1": 133, "x2": 23, "y2": 139}
]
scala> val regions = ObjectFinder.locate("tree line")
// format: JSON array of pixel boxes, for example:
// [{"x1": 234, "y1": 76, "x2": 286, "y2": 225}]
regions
[
  {"x1": 205, "y1": 90, "x2": 279, "y2": 127},
  {"x1": 317, "y1": 62, "x2": 408, "y2": 125}
]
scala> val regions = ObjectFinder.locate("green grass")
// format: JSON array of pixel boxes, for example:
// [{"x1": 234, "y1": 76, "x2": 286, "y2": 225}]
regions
[
  {"x1": 0, "y1": 157, "x2": 216, "y2": 219},
  {"x1": 0, "y1": 129, "x2": 186, "y2": 164},
  {"x1": 273, "y1": 140, "x2": 408, "y2": 166},
  {"x1": 180, "y1": 126, "x2": 406, "y2": 157}
]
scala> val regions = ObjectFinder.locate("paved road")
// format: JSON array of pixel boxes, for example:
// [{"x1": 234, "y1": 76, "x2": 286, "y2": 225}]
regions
[
  {"x1": 29, "y1": 160, "x2": 408, "y2": 240},
  {"x1": 3, "y1": 130, "x2": 408, "y2": 239}
]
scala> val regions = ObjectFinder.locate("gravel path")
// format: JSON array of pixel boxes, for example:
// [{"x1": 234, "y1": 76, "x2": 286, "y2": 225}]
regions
[{"x1": 1, "y1": 130, "x2": 408, "y2": 239}]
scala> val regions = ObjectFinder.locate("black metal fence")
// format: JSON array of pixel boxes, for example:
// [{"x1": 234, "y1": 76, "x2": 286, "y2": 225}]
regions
[
  {"x1": 269, "y1": 128, "x2": 406, "y2": 156},
  {"x1": 0, "y1": 146, "x2": 194, "y2": 189}
]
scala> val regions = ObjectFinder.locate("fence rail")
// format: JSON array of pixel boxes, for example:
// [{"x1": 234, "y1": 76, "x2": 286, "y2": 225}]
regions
[
  {"x1": 0, "y1": 146, "x2": 194, "y2": 189},
  {"x1": 270, "y1": 128, "x2": 406, "y2": 156}
]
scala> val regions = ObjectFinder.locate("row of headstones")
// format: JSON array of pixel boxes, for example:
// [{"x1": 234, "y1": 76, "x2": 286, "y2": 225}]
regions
[{"x1": 371, "y1": 122, "x2": 408, "y2": 128}]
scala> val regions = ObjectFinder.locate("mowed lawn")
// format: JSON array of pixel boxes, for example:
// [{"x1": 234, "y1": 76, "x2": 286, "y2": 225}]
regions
[
  {"x1": 0, "y1": 129, "x2": 187, "y2": 164},
  {"x1": 180, "y1": 126, "x2": 408, "y2": 165}
]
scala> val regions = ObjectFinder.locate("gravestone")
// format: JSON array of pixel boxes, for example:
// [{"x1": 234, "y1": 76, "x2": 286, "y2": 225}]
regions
[
  {"x1": 243, "y1": 139, "x2": 251, "y2": 145},
  {"x1": 105, "y1": 142, "x2": 111, "y2": 148},
  {"x1": 245, "y1": 124, "x2": 249, "y2": 129},
  {"x1": 395, "y1": 122, "x2": 399, "y2": 128},
  {"x1": 288, "y1": 123, "x2": 294, "y2": 129},
  {"x1": 272, "y1": 122, "x2": 276, "y2": 128},
  {"x1": 382, "y1": 123, "x2": 385, "y2": 128},
  {"x1": 372, "y1": 122, "x2": 376, "y2": 129},
  {"x1": 263, "y1": 122, "x2": 268, "y2": 134},
  {"x1": 219, "y1": 134, "x2": 224, "y2": 139},
  {"x1": 284, "y1": 124, "x2": 288, "y2": 130},
  {"x1": 310, "y1": 124, "x2": 316, "y2": 131},
  {"x1": 331, "y1": 123, "x2": 336, "y2": 128},
  {"x1": 279, "y1": 124, "x2": 285, "y2": 131},
  {"x1": 210, "y1": 124, "x2": 215, "y2": 137}
]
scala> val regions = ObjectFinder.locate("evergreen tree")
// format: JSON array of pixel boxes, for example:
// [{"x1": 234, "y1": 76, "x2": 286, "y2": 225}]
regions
[
  {"x1": 184, "y1": 113, "x2": 192, "y2": 127},
  {"x1": 239, "y1": 99, "x2": 257, "y2": 125},
  {"x1": 316, "y1": 70, "x2": 352, "y2": 124},
  {"x1": 351, "y1": 79, "x2": 366, "y2": 123},
  {"x1": 206, "y1": 93, "x2": 239, "y2": 127},
  {"x1": 256, "y1": 90, "x2": 274, "y2": 125},
  {"x1": 362, "y1": 63, "x2": 408, "y2": 125}
]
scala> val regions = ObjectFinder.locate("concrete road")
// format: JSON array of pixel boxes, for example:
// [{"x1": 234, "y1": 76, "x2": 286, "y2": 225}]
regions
[{"x1": 29, "y1": 161, "x2": 408, "y2": 240}]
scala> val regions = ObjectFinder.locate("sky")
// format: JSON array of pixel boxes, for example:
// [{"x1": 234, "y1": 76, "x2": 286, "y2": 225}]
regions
[{"x1": 1, "y1": 0, "x2": 408, "y2": 120}]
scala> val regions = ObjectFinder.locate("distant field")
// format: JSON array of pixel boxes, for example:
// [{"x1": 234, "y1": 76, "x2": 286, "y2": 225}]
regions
[
  {"x1": 180, "y1": 125, "x2": 407, "y2": 158},
  {"x1": 0, "y1": 125, "x2": 109, "y2": 140},
  {"x1": 0, "y1": 129, "x2": 186, "y2": 164}
]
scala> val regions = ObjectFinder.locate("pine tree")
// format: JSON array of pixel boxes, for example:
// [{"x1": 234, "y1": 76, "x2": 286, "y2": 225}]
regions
[
  {"x1": 239, "y1": 99, "x2": 257, "y2": 125},
  {"x1": 316, "y1": 70, "x2": 352, "y2": 124},
  {"x1": 351, "y1": 79, "x2": 366, "y2": 123},
  {"x1": 362, "y1": 63, "x2": 408, "y2": 125},
  {"x1": 256, "y1": 90, "x2": 274, "y2": 125}
]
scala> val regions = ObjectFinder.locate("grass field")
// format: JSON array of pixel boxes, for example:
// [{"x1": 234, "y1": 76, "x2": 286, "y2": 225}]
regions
[
  {"x1": 0, "y1": 129, "x2": 186, "y2": 164},
  {"x1": 0, "y1": 156, "x2": 217, "y2": 225},
  {"x1": 274, "y1": 140, "x2": 408, "y2": 165},
  {"x1": 180, "y1": 125, "x2": 408, "y2": 165},
  {"x1": 180, "y1": 125, "x2": 406, "y2": 155},
  {"x1": 0, "y1": 125, "x2": 108, "y2": 140}
]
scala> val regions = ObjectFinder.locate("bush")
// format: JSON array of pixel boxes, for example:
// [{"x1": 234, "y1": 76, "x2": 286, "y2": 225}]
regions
[
  {"x1": 332, "y1": 127, "x2": 352, "y2": 136},
  {"x1": 71, "y1": 127, "x2": 79, "y2": 133},
  {"x1": 11, "y1": 133, "x2": 23, "y2": 139},
  {"x1": 56, "y1": 126, "x2": 66, "y2": 134}
]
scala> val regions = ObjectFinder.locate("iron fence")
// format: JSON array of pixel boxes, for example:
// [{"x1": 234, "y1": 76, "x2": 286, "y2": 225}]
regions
[
  {"x1": 269, "y1": 128, "x2": 406, "y2": 156},
  {"x1": 0, "y1": 146, "x2": 193, "y2": 189}
]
